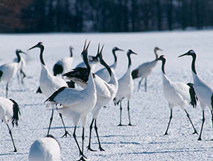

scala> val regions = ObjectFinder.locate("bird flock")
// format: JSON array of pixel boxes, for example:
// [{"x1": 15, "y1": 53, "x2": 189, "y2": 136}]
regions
[{"x1": 0, "y1": 40, "x2": 213, "y2": 161}]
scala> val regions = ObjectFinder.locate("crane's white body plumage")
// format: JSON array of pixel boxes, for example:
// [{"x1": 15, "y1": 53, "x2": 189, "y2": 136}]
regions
[
  {"x1": 29, "y1": 135, "x2": 61, "y2": 161},
  {"x1": 163, "y1": 74, "x2": 191, "y2": 109},
  {"x1": 0, "y1": 63, "x2": 19, "y2": 81},
  {"x1": 0, "y1": 97, "x2": 15, "y2": 124}
]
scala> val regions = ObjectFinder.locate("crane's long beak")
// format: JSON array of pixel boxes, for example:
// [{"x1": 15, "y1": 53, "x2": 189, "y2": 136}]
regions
[
  {"x1": 178, "y1": 53, "x2": 187, "y2": 58},
  {"x1": 20, "y1": 51, "x2": 27, "y2": 55},
  {"x1": 28, "y1": 44, "x2": 39, "y2": 50},
  {"x1": 118, "y1": 48, "x2": 124, "y2": 51}
]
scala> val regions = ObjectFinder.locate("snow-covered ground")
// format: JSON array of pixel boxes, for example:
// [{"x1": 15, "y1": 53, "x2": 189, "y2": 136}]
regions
[{"x1": 0, "y1": 30, "x2": 213, "y2": 161}]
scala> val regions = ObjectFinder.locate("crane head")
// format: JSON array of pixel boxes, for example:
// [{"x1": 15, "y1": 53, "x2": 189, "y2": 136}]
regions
[
  {"x1": 179, "y1": 50, "x2": 196, "y2": 58},
  {"x1": 28, "y1": 42, "x2": 44, "y2": 50}
]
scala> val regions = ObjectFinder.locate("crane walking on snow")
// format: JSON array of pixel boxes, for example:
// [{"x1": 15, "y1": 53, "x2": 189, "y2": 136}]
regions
[{"x1": 156, "y1": 55, "x2": 198, "y2": 135}]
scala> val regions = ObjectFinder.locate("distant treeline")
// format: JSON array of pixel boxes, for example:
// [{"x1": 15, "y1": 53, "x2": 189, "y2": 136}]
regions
[{"x1": 0, "y1": 0, "x2": 213, "y2": 33}]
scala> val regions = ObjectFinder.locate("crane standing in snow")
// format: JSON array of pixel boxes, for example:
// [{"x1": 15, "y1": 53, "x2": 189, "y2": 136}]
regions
[
  {"x1": 28, "y1": 42, "x2": 70, "y2": 137},
  {"x1": 132, "y1": 47, "x2": 162, "y2": 92},
  {"x1": 179, "y1": 50, "x2": 213, "y2": 140},
  {"x1": 0, "y1": 49, "x2": 26, "y2": 97},
  {"x1": 45, "y1": 40, "x2": 97, "y2": 161},
  {"x1": 114, "y1": 49, "x2": 137, "y2": 126},
  {"x1": 156, "y1": 55, "x2": 197, "y2": 135}
]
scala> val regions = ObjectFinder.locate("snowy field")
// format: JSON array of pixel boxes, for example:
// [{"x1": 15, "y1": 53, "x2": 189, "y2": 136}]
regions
[{"x1": 0, "y1": 30, "x2": 213, "y2": 161}]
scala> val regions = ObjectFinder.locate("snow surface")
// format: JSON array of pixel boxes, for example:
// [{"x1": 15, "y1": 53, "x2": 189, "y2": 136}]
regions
[{"x1": 0, "y1": 30, "x2": 213, "y2": 161}]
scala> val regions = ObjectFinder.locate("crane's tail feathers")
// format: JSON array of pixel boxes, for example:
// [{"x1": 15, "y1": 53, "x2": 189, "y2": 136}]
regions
[
  {"x1": 187, "y1": 83, "x2": 198, "y2": 108},
  {"x1": 10, "y1": 99, "x2": 20, "y2": 127},
  {"x1": 131, "y1": 69, "x2": 138, "y2": 79},
  {"x1": 113, "y1": 98, "x2": 120, "y2": 106}
]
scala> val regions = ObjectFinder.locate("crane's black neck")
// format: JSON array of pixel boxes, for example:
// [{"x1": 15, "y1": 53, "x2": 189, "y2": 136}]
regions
[
  {"x1": 127, "y1": 53, "x2": 132, "y2": 68},
  {"x1": 100, "y1": 54, "x2": 112, "y2": 76},
  {"x1": 83, "y1": 52, "x2": 91, "y2": 72},
  {"x1": 161, "y1": 58, "x2": 166, "y2": 74},
  {"x1": 154, "y1": 49, "x2": 159, "y2": 59},
  {"x1": 191, "y1": 54, "x2": 197, "y2": 74},
  {"x1": 40, "y1": 45, "x2": 45, "y2": 65},
  {"x1": 69, "y1": 47, "x2": 73, "y2": 57},
  {"x1": 112, "y1": 50, "x2": 117, "y2": 64},
  {"x1": 16, "y1": 51, "x2": 21, "y2": 63}
]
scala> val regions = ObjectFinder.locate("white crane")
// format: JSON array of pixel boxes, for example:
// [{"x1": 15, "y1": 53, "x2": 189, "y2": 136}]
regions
[
  {"x1": 95, "y1": 47, "x2": 123, "y2": 82},
  {"x1": 179, "y1": 50, "x2": 213, "y2": 140},
  {"x1": 45, "y1": 40, "x2": 97, "y2": 161},
  {"x1": 0, "y1": 49, "x2": 26, "y2": 97},
  {"x1": 53, "y1": 46, "x2": 74, "y2": 76},
  {"x1": 113, "y1": 49, "x2": 137, "y2": 126},
  {"x1": 28, "y1": 134, "x2": 61, "y2": 161},
  {"x1": 0, "y1": 97, "x2": 20, "y2": 152},
  {"x1": 156, "y1": 55, "x2": 198, "y2": 135},
  {"x1": 13, "y1": 49, "x2": 27, "y2": 84},
  {"x1": 131, "y1": 47, "x2": 162, "y2": 92},
  {"x1": 28, "y1": 42, "x2": 70, "y2": 137}
]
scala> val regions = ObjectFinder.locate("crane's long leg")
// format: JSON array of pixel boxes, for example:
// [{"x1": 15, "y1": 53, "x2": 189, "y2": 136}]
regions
[
  {"x1": 127, "y1": 100, "x2": 132, "y2": 126},
  {"x1": 6, "y1": 124, "x2": 17, "y2": 152},
  {"x1": 87, "y1": 119, "x2": 96, "y2": 151},
  {"x1": 137, "y1": 77, "x2": 144, "y2": 92},
  {"x1": 47, "y1": 109, "x2": 54, "y2": 135},
  {"x1": 73, "y1": 126, "x2": 87, "y2": 161},
  {"x1": 184, "y1": 109, "x2": 198, "y2": 134},
  {"x1": 94, "y1": 119, "x2": 105, "y2": 151},
  {"x1": 20, "y1": 69, "x2": 26, "y2": 84},
  {"x1": 164, "y1": 109, "x2": 172, "y2": 135},
  {"x1": 6, "y1": 82, "x2": 9, "y2": 98},
  {"x1": 198, "y1": 110, "x2": 205, "y2": 140},
  {"x1": 118, "y1": 100, "x2": 123, "y2": 126},
  {"x1": 58, "y1": 112, "x2": 71, "y2": 138},
  {"x1": 145, "y1": 77, "x2": 147, "y2": 92}
]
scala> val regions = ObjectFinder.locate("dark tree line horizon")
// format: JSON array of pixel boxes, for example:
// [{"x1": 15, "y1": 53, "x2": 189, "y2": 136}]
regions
[{"x1": 1, "y1": 0, "x2": 213, "y2": 33}]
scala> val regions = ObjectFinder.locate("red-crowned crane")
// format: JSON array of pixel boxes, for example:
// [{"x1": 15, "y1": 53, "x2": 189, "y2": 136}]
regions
[
  {"x1": 0, "y1": 49, "x2": 26, "y2": 97},
  {"x1": 45, "y1": 41, "x2": 97, "y2": 161},
  {"x1": 156, "y1": 55, "x2": 197, "y2": 135},
  {"x1": 113, "y1": 49, "x2": 137, "y2": 126},
  {"x1": 28, "y1": 42, "x2": 70, "y2": 137},
  {"x1": 13, "y1": 49, "x2": 27, "y2": 84},
  {"x1": 0, "y1": 97, "x2": 20, "y2": 152},
  {"x1": 132, "y1": 47, "x2": 162, "y2": 92},
  {"x1": 179, "y1": 50, "x2": 213, "y2": 140}
]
